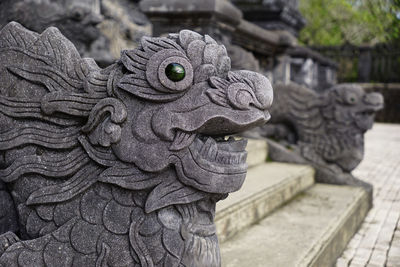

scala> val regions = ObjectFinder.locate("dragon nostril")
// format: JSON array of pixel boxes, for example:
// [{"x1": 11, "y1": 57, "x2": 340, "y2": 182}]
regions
[
  {"x1": 236, "y1": 90, "x2": 253, "y2": 109},
  {"x1": 229, "y1": 70, "x2": 273, "y2": 110},
  {"x1": 227, "y1": 83, "x2": 254, "y2": 110}
]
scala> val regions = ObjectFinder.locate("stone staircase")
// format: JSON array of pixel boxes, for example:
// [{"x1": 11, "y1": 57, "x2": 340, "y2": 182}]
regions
[{"x1": 217, "y1": 140, "x2": 370, "y2": 267}]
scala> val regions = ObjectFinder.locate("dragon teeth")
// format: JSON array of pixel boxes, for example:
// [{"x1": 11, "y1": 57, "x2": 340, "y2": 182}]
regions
[{"x1": 194, "y1": 135, "x2": 247, "y2": 165}]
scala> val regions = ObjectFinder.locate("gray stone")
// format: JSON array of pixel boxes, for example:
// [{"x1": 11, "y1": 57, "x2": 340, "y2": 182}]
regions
[
  {"x1": 216, "y1": 162, "x2": 314, "y2": 243},
  {"x1": 288, "y1": 46, "x2": 338, "y2": 91},
  {"x1": 244, "y1": 139, "x2": 268, "y2": 168},
  {"x1": 140, "y1": 0, "x2": 242, "y2": 28},
  {"x1": 98, "y1": 0, "x2": 152, "y2": 60},
  {"x1": 0, "y1": 22, "x2": 273, "y2": 266},
  {"x1": 0, "y1": 0, "x2": 151, "y2": 67},
  {"x1": 242, "y1": 83, "x2": 383, "y2": 192},
  {"x1": 0, "y1": 182, "x2": 18, "y2": 236},
  {"x1": 272, "y1": 55, "x2": 292, "y2": 84},
  {"x1": 231, "y1": 0, "x2": 306, "y2": 36},
  {"x1": 227, "y1": 45, "x2": 260, "y2": 72},
  {"x1": 0, "y1": 0, "x2": 114, "y2": 66},
  {"x1": 220, "y1": 183, "x2": 370, "y2": 267},
  {"x1": 140, "y1": 0, "x2": 243, "y2": 48},
  {"x1": 232, "y1": 18, "x2": 296, "y2": 57}
]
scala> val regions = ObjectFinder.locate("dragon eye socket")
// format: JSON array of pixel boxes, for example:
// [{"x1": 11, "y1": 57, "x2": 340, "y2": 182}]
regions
[
  {"x1": 345, "y1": 93, "x2": 358, "y2": 104},
  {"x1": 165, "y1": 63, "x2": 185, "y2": 82}
]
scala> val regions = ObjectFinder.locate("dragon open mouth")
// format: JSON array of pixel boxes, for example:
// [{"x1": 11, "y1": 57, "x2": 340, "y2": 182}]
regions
[
  {"x1": 174, "y1": 133, "x2": 249, "y2": 194},
  {"x1": 190, "y1": 135, "x2": 248, "y2": 173},
  {"x1": 356, "y1": 109, "x2": 375, "y2": 116}
]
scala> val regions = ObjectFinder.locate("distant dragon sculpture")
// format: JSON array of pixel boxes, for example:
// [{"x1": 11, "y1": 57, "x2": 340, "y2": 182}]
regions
[
  {"x1": 0, "y1": 22, "x2": 273, "y2": 266},
  {"x1": 243, "y1": 83, "x2": 383, "y2": 191}
]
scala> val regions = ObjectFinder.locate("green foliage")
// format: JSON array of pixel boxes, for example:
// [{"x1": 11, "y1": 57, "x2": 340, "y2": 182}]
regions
[{"x1": 299, "y1": 0, "x2": 400, "y2": 46}]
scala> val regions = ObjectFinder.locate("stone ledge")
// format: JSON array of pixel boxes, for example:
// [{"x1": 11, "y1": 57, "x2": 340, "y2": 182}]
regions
[
  {"x1": 288, "y1": 46, "x2": 338, "y2": 68},
  {"x1": 245, "y1": 139, "x2": 268, "y2": 168},
  {"x1": 231, "y1": 0, "x2": 306, "y2": 36},
  {"x1": 220, "y1": 184, "x2": 370, "y2": 267},
  {"x1": 140, "y1": 0, "x2": 242, "y2": 26},
  {"x1": 140, "y1": 0, "x2": 295, "y2": 55},
  {"x1": 232, "y1": 20, "x2": 295, "y2": 56},
  {"x1": 216, "y1": 162, "x2": 315, "y2": 243}
]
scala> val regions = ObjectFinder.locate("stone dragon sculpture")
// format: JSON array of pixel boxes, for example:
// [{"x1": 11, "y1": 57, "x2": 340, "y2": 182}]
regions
[
  {"x1": 0, "y1": 22, "x2": 273, "y2": 266},
  {"x1": 243, "y1": 83, "x2": 383, "y2": 191}
]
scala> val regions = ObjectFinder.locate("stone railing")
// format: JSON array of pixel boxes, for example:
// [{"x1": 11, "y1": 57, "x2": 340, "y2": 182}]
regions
[{"x1": 313, "y1": 43, "x2": 400, "y2": 84}]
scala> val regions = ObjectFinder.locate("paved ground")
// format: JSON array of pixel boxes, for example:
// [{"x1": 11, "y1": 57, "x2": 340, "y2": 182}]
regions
[{"x1": 336, "y1": 123, "x2": 400, "y2": 267}]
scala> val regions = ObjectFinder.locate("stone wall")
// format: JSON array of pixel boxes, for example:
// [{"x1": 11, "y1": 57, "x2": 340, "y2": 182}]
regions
[
  {"x1": 99, "y1": 0, "x2": 152, "y2": 59},
  {"x1": 313, "y1": 43, "x2": 400, "y2": 84},
  {"x1": 0, "y1": 0, "x2": 337, "y2": 89},
  {"x1": 231, "y1": 0, "x2": 306, "y2": 37},
  {"x1": 140, "y1": 0, "x2": 337, "y2": 91}
]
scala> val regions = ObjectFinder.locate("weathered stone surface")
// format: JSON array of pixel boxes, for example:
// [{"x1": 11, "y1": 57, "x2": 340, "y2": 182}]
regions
[
  {"x1": 216, "y1": 162, "x2": 314, "y2": 243},
  {"x1": 288, "y1": 46, "x2": 338, "y2": 91},
  {"x1": 140, "y1": 0, "x2": 295, "y2": 83},
  {"x1": 140, "y1": 0, "x2": 243, "y2": 49},
  {"x1": 0, "y1": 0, "x2": 114, "y2": 66},
  {"x1": 244, "y1": 139, "x2": 268, "y2": 168},
  {"x1": 242, "y1": 83, "x2": 383, "y2": 191},
  {"x1": 0, "y1": 0, "x2": 152, "y2": 67},
  {"x1": 99, "y1": 0, "x2": 152, "y2": 59},
  {"x1": 0, "y1": 22, "x2": 273, "y2": 266},
  {"x1": 140, "y1": 0, "x2": 243, "y2": 27},
  {"x1": 220, "y1": 183, "x2": 370, "y2": 267},
  {"x1": 232, "y1": 0, "x2": 306, "y2": 36},
  {"x1": 227, "y1": 45, "x2": 260, "y2": 72},
  {"x1": 0, "y1": 182, "x2": 18, "y2": 236}
]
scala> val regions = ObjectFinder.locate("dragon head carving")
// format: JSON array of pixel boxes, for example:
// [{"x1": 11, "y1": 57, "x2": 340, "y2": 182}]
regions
[
  {"x1": 0, "y1": 22, "x2": 272, "y2": 218},
  {"x1": 100, "y1": 30, "x2": 273, "y2": 195},
  {"x1": 319, "y1": 84, "x2": 383, "y2": 171},
  {"x1": 323, "y1": 84, "x2": 383, "y2": 134},
  {"x1": 251, "y1": 82, "x2": 382, "y2": 184}
]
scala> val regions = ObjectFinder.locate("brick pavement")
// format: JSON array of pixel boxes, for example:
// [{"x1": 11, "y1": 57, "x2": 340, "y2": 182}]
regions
[{"x1": 336, "y1": 123, "x2": 400, "y2": 267}]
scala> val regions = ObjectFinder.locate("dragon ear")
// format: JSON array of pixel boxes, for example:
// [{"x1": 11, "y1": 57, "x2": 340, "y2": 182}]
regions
[{"x1": 81, "y1": 98, "x2": 127, "y2": 147}]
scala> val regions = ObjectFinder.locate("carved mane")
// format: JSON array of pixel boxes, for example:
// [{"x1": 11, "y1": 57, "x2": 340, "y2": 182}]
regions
[{"x1": 0, "y1": 22, "x2": 171, "y2": 213}]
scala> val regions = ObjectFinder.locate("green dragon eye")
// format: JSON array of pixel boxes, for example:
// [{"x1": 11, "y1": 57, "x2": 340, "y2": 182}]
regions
[{"x1": 165, "y1": 63, "x2": 185, "y2": 82}]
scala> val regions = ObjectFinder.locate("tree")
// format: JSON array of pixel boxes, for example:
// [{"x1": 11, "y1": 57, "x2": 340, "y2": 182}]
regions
[{"x1": 299, "y1": 0, "x2": 400, "y2": 46}]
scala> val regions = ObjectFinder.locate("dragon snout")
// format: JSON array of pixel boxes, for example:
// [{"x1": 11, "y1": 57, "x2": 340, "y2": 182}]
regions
[
  {"x1": 228, "y1": 70, "x2": 273, "y2": 111},
  {"x1": 363, "y1": 92, "x2": 384, "y2": 110}
]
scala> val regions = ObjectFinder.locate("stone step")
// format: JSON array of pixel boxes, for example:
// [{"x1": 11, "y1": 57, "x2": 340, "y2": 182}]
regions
[
  {"x1": 245, "y1": 139, "x2": 268, "y2": 168},
  {"x1": 215, "y1": 162, "x2": 315, "y2": 243},
  {"x1": 220, "y1": 184, "x2": 370, "y2": 267}
]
